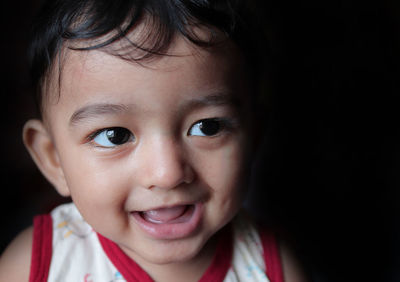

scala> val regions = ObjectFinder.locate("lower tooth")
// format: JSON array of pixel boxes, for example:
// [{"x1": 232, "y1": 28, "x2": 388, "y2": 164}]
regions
[
  {"x1": 144, "y1": 214, "x2": 163, "y2": 224},
  {"x1": 140, "y1": 205, "x2": 190, "y2": 224}
]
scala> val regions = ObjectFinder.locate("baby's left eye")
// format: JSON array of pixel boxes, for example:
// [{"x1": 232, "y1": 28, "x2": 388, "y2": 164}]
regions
[{"x1": 188, "y1": 118, "x2": 227, "y2": 137}]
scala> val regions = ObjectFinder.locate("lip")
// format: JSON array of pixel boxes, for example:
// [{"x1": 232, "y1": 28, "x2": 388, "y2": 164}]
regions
[{"x1": 131, "y1": 203, "x2": 203, "y2": 240}]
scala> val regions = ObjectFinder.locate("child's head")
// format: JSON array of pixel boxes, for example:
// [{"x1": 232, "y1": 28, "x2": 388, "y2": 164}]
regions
[{"x1": 24, "y1": 0, "x2": 266, "y2": 268}]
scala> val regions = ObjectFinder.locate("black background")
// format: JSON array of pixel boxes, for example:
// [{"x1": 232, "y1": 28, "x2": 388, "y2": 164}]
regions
[{"x1": 1, "y1": 1, "x2": 399, "y2": 282}]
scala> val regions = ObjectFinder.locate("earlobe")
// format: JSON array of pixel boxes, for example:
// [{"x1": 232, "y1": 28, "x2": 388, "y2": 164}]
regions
[{"x1": 22, "y1": 119, "x2": 70, "y2": 197}]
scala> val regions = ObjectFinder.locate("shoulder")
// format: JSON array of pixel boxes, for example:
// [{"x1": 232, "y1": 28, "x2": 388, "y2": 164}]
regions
[
  {"x1": 279, "y1": 240, "x2": 308, "y2": 282},
  {"x1": 255, "y1": 221, "x2": 307, "y2": 282},
  {"x1": 233, "y1": 214, "x2": 308, "y2": 282},
  {"x1": 0, "y1": 226, "x2": 33, "y2": 281}
]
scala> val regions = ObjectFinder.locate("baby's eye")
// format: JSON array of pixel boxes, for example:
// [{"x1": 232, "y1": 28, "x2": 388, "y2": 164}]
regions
[
  {"x1": 188, "y1": 118, "x2": 226, "y2": 137},
  {"x1": 91, "y1": 127, "x2": 134, "y2": 147}
]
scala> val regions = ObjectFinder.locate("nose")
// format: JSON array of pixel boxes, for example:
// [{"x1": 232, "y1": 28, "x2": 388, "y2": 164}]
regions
[{"x1": 136, "y1": 136, "x2": 194, "y2": 190}]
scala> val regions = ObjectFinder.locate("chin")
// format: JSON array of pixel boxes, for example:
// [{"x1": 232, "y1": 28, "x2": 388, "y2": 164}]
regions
[
  {"x1": 141, "y1": 247, "x2": 200, "y2": 265},
  {"x1": 147, "y1": 254, "x2": 193, "y2": 265},
  {"x1": 144, "y1": 236, "x2": 210, "y2": 265}
]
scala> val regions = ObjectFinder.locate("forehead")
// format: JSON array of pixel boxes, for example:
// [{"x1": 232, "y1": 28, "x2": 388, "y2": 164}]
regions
[{"x1": 44, "y1": 36, "x2": 249, "y2": 122}]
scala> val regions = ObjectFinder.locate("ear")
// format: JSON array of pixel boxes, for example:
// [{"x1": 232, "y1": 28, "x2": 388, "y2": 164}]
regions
[{"x1": 22, "y1": 119, "x2": 70, "y2": 197}]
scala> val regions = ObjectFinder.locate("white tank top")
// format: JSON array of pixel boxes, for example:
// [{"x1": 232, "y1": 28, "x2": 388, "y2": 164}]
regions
[{"x1": 29, "y1": 203, "x2": 284, "y2": 282}]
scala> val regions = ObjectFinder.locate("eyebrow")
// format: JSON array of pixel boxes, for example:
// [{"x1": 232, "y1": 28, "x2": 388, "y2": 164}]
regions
[
  {"x1": 69, "y1": 103, "x2": 130, "y2": 126},
  {"x1": 69, "y1": 92, "x2": 234, "y2": 126},
  {"x1": 180, "y1": 93, "x2": 234, "y2": 112}
]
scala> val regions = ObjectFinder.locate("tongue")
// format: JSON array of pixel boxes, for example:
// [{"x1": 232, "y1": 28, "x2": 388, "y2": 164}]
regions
[{"x1": 142, "y1": 206, "x2": 187, "y2": 223}]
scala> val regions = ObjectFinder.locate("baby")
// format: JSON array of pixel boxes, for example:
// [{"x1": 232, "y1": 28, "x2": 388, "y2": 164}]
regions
[{"x1": 0, "y1": 0, "x2": 305, "y2": 281}]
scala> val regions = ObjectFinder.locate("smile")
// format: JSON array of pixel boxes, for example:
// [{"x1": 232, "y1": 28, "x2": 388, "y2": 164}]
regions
[{"x1": 131, "y1": 203, "x2": 203, "y2": 240}]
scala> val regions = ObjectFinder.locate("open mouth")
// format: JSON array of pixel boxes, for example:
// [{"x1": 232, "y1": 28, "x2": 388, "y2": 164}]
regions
[
  {"x1": 131, "y1": 203, "x2": 202, "y2": 239},
  {"x1": 140, "y1": 205, "x2": 194, "y2": 224}
]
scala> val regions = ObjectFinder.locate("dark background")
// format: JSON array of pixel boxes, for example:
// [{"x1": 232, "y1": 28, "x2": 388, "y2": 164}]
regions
[
  {"x1": 0, "y1": 0, "x2": 72, "y2": 255},
  {"x1": 1, "y1": 1, "x2": 399, "y2": 282}
]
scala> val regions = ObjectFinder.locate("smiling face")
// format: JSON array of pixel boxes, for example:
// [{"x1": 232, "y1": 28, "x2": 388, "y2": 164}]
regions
[{"x1": 25, "y1": 36, "x2": 253, "y2": 273}]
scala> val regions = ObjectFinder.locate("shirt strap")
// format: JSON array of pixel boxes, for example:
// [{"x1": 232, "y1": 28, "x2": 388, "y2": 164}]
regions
[
  {"x1": 259, "y1": 229, "x2": 285, "y2": 282},
  {"x1": 29, "y1": 214, "x2": 53, "y2": 282},
  {"x1": 198, "y1": 225, "x2": 232, "y2": 282}
]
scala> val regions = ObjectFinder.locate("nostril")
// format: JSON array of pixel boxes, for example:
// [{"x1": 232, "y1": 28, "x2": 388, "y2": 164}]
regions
[
  {"x1": 183, "y1": 164, "x2": 195, "y2": 184},
  {"x1": 147, "y1": 162, "x2": 191, "y2": 190}
]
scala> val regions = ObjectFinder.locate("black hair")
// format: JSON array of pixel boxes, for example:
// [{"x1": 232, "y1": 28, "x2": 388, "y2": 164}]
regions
[{"x1": 29, "y1": 0, "x2": 269, "y2": 116}]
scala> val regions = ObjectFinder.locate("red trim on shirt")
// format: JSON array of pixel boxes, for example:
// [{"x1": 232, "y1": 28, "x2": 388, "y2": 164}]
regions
[
  {"x1": 29, "y1": 214, "x2": 53, "y2": 282},
  {"x1": 260, "y1": 229, "x2": 285, "y2": 282},
  {"x1": 198, "y1": 226, "x2": 232, "y2": 282},
  {"x1": 97, "y1": 225, "x2": 232, "y2": 282},
  {"x1": 97, "y1": 233, "x2": 153, "y2": 282}
]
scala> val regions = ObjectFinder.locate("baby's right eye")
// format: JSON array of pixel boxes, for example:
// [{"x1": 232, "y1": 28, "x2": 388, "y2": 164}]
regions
[{"x1": 91, "y1": 127, "x2": 134, "y2": 148}]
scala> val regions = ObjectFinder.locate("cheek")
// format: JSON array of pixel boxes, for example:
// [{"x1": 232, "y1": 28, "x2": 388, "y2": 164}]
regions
[
  {"x1": 59, "y1": 148, "x2": 128, "y2": 207},
  {"x1": 195, "y1": 140, "x2": 247, "y2": 203},
  {"x1": 195, "y1": 143, "x2": 247, "y2": 231},
  {"x1": 61, "y1": 158, "x2": 132, "y2": 233}
]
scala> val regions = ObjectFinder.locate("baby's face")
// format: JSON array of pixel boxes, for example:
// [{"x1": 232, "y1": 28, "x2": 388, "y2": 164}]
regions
[{"x1": 44, "y1": 37, "x2": 252, "y2": 266}]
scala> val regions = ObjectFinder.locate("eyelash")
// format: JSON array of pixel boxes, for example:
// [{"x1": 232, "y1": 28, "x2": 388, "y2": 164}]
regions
[
  {"x1": 86, "y1": 117, "x2": 237, "y2": 148},
  {"x1": 187, "y1": 118, "x2": 236, "y2": 137}
]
